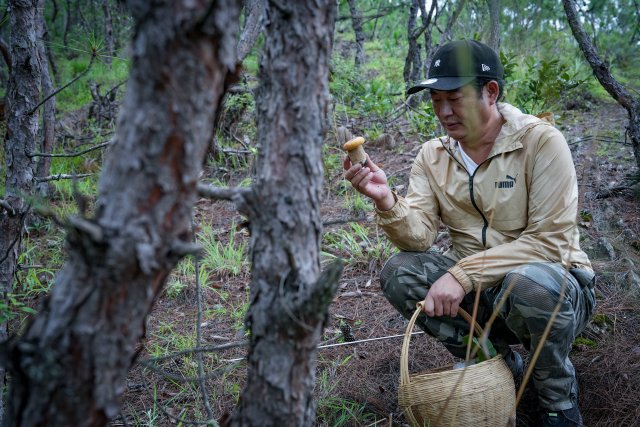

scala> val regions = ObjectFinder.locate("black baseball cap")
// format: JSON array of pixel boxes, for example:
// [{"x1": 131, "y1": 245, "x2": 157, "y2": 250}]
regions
[{"x1": 407, "y1": 39, "x2": 504, "y2": 94}]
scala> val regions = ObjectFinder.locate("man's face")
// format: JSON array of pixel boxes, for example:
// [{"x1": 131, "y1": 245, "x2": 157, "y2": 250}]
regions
[{"x1": 430, "y1": 84, "x2": 491, "y2": 143}]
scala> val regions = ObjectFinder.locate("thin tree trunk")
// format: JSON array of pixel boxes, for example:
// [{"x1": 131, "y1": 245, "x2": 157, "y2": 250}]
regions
[
  {"x1": 563, "y1": 0, "x2": 640, "y2": 169},
  {"x1": 36, "y1": 0, "x2": 56, "y2": 196},
  {"x1": 6, "y1": 1, "x2": 241, "y2": 426},
  {"x1": 0, "y1": 0, "x2": 43, "y2": 424},
  {"x1": 424, "y1": 0, "x2": 466, "y2": 80},
  {"x1": 439, "y1": 0, "x2": 466, "y2": 46},
  {"x1": 50, "y1": 0, "x2": 58, "y2": 23},
  {"x1": 403, "y1": 0, "x2": 421, "y2": 91},
  {"x1": 419, "y1": 0, "x2": 437, "y2": 84},
  {"x1": 42, "y1": 22, "x2": 59, "y2": 84},
  {"x1": 486, "y1": 0, "x2": 500, "y2": 52},
  {"x1": 230, "y1": 1, "x2": 340, "y2": 425},
  {"x1": 0, "y1": 36, "x2": 10, "y2": 73},
  {"x1": 102, "y1": 0, "x2": 114, "y2": 67},
  {"x1": 347, "y1": 0, "x2": 365, "y2": 68},
  {"x1": 236, "y1": 0, "x2": 264, "y2": 63},
  {"x1": 63, "y1": 0, "x2": 72, "y2": 51}
]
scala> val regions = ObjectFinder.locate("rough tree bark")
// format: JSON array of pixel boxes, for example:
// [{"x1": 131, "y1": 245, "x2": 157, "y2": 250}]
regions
[
  {"x1": 236, "y1": 0, "x2": 264, "y2": 63},
  {"x1": 63, "y1": 0, "x2": 72, "y2": 51},
  {"x1": 102, "y1": 0, "x2": 114, "y2": 67},
  {"x1": 5, "y1": 1, "x2": 241, "y2": 426},
  {"x1": 36, "y1": 0, "x2": 56, "y2": 196},
  {"x1": 417, "y1": 0, "x2": 436, "y2": 69},
  {"x1": 437, "y1": 0, "x2": 466, "y2": 49},
  {"x1": 0, "y1": 1, "x2": 43, "y2": 424},
  {"x1": 403, "y1": 0, "x2": 422, "y2": 92},
  {"x1": 347, "y1": 0, "x2": 365, "y2": 68},
  {"x1": 230, "y1": 1, "x2": 341, "y2": 426},
  {"x1": 563, "y1": 0, "x2": 640, "y2": 169},
  {"x1": 486, "y1": 0, "x2": 500, "y2": 53}
]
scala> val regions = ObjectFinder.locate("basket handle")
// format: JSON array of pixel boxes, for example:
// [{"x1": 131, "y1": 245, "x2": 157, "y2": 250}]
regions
[{"x1": 400, "y1": 302, "x2": 484, "y2": 387}]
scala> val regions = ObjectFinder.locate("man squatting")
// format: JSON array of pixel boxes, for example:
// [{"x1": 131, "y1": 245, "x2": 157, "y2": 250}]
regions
[{"x1": 344, "y1": 40, "x2": 595, "y2": 426}]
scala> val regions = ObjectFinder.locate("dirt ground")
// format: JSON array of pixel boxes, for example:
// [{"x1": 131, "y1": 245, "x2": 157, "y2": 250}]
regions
[{"x1": 116, "y1": 100, "x2": 640, "y2": 427}]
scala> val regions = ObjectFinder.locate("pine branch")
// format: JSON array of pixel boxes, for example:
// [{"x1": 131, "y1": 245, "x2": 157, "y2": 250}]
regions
[
  {"x1": 196, "y1": 182, "x2": 252, "y2": 215},
  {"x1": 28, "y1": 53, "x2": 96, "y2": 116},
  {"x1": 35, "y1": 173, "x2": 94, "y2": 183},
  {"x1": 28, "y1": 141, "x2": 111, "y2": 158}
]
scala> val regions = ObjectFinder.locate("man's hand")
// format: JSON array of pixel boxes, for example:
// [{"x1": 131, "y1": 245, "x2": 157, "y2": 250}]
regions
[
  {"x1": 423, "y1": 273, "x2": 466, "y2": 317},
  {"x1": 343, "y1": 154, "x2": 395, "y2": 210}
]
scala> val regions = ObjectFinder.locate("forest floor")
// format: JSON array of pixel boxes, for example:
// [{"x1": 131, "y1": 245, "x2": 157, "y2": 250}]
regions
[{"x1": 113, "y1": 99, "x2": 640, "y2": 427}]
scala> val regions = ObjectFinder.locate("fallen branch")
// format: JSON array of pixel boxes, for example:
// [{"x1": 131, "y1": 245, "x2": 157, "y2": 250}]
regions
[
  {"x1": 322, "y1": 215, "x2": 370, "y2": 226},
  {"x1": 593, "y1": 185, "x2": 635, "y2": 200},
  {"x1": 196, "y1": 182, "x2": 252, "y2": 216},
  {"x1": 338, "y1": 290, "x2": 379, "y2": 298},
  {"x1": 35, "y1": 173, "x2": 94, "y2": 183},
  {"x1": 196, "y1": 182, "x2": 251, "y2": 201},
  {"x1": 28, "y1": 141, "x2": 111, "y2": 158}
]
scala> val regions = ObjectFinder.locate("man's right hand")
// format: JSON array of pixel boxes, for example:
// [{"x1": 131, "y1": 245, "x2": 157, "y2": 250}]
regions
[{"x1": 343, "y1": 154, "x2": 395, "y2": 211}]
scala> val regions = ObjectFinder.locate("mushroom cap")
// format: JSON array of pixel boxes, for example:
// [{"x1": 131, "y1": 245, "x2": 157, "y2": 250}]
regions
[{"x1": 343, "y1": 136, "x2": 365, "y2": 151}]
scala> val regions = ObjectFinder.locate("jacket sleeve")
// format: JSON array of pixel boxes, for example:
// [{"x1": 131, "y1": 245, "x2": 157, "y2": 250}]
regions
[
  {"x1": 374, "y1": 147, "x2": 441, "y2": 251},
  {"x1": 449, "y1": 127, "x2": 584, "y2": 293}
]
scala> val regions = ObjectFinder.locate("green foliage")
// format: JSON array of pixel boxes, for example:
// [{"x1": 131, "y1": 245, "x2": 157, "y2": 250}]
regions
[
  {"x1": 198, "y1": 223, "x2": 248, "y2": 276},
  {"x1": 331, "y1": 54, "x2": 403, "y2": 120},
  {"x1": 165, "y1": 277, "x2": 189, "y2": 299},
  {"x1": 0, "y1": 293, "x2": 37, "y2": 324},
  {"x1": 462, "y1": 334, "x2": 497, "y2": 362},
  {"x1": 149, "y1": 322, "x2": 198, "y2": 358},
  {"x1": 316, "y1": 354, "x2": 379, "y2": 426},
  {"x1": 323, "y1": 145, "x2": 345, "y2": 181},
  {"x1": 505, "y1": 55, "x2": 589, "y2": 114},
  {"x1": 343, "y1": 188, "x2": 372, "y2": 214},
  {"x1": 573, "y1": 337, "x2": 597, "y2": 348},
  {"x1": 15, "y1": 230, "x2": 63, "y2": 298},
  {"x1": 406, "y1": 101, "x2": 440, "y2": 137},
  {"x1": 316, "y1": 395, "x2": 377, "y2": 427},
  {"x1": 55, "y1": 53, "x2": 130, "y2": 114},
  {"x1": 322, "y1": 223, "x2": 397, "y2": 266}
]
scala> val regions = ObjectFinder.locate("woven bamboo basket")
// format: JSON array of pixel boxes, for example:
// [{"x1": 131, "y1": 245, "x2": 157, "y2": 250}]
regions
[{"x1": 399, "y1": 303, "x2": 516, "y2": 427}]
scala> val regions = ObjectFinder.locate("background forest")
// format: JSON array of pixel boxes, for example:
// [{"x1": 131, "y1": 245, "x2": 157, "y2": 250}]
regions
[{"x1": 1, "y1": 1, "x2": 639, "y2": 426}]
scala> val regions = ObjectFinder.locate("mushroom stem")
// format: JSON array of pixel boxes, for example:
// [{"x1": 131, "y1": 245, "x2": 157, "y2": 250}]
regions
[
  {"x1": 343, "y1": 136, "x2": 367, "y2": 166},
  {"x1": 347, "y1": 145, "x2": 367, "y2": 166}
]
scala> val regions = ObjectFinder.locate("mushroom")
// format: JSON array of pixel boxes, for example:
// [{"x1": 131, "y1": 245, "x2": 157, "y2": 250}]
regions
[{"x1": 343, "y1": 136, "x2": 367, "y2": 166}]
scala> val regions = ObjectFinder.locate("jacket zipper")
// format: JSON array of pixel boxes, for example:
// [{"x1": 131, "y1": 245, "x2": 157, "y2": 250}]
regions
[
  {"x1": 441, "y1": 138, "x2": 490, "y2": 247},
  {"x1": 468, "y1": 172, "x2": 489, "y2": 247}
]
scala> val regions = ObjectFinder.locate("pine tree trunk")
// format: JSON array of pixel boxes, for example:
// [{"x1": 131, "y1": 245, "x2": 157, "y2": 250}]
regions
[
  {"x1": 63, "y1": 0, "x2": 72, "y2": 50},
  {"x1": 403, "y1": 0, "x2": 421, "y2": 91},
  {"x1": 236, "y1": 0, "x2": 264, "y2": 63},
  {"x1": 230, "y1": 1, "x2": 340, "y2": 425},
  {"x1": 102, "y1": 0, "x2": 114, "y2": 67},
  {"x1": 5, "y1": 1, "x2": 241, "y2": 426},
  {"x1": 347, "y1": 0, "x2": 365, "y2": 68},
  {"x1": 0, "y1": 0, "x2": 42, "y2": 424},
  {"x1": 486, "y1": 0, "x2": 501, "y2": 53},
  {"x1": 563, "y1": 0, "x2": 640, "y2": 169},
  {"x1": 36, "y1": 0, "x2": 56, "y2": 196}
]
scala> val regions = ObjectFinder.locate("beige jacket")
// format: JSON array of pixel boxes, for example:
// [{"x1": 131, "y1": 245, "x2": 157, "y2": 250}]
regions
[{"x1": 376, "y1": 103, "x2": 592, "y2": 293}]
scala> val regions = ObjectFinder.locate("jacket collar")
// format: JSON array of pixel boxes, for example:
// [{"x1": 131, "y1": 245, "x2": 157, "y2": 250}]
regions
[{"x1": 440, "y1": 102, "x2": 550, "y2": 159}]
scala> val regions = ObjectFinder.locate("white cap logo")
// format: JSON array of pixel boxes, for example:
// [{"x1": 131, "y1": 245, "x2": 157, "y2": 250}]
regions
[
  {"x1": 434, "y1": 59, "x2": 441, "y2": 67},
  {"x1": 481, "y1": 64, "x2": 491, "y2": 72}
]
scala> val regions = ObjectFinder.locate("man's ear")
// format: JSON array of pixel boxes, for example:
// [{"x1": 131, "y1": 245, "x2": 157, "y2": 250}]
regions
[{"x1": 483, "y1": 80, "x2": 500, "y2": 104}]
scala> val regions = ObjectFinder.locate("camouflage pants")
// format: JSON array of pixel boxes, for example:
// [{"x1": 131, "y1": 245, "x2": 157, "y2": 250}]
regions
[{"x1": 380, "y1": 251, "x2": 596, "y2": 411}]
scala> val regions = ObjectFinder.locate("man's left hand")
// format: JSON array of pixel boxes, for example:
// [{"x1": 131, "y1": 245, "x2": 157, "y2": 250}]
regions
[{"x1": 422, "y1": 273, "x2": 466, "y2": 317}]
